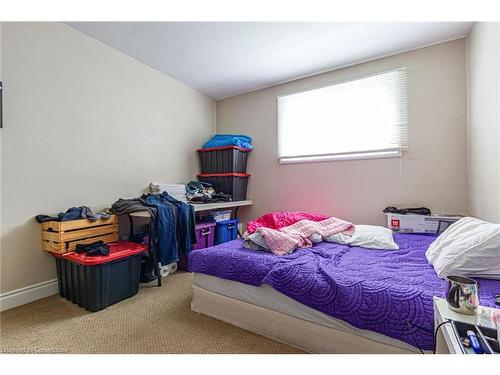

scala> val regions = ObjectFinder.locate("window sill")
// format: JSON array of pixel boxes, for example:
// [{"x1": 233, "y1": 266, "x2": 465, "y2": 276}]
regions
[{"x1": 278, "y1": 150, "x2": 402, "y2": 164}]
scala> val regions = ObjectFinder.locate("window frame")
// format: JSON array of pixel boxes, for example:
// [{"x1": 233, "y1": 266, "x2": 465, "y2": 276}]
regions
[{"x1": 276, "y1": 67, "x2": 408, "y2": 164}]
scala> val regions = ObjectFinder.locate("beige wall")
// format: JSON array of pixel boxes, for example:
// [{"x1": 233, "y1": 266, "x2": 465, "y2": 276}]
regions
[
  {"x1": 0, "y1": 23, "x2": 215, "y2": 294},
  {"x1": 217, "y1": 39, "x2": 468, "y2": 227},
  {"x1": 466, "y1": 23, "x2": 500, "y2": 223},
  {"x1": 0, "y1": 23, "x2": 3, "y2": 275}
]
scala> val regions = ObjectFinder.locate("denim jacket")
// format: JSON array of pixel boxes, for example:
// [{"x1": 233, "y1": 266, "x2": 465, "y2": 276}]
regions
[{"x1": 145, "y1": 193, "x2": 196, "y2": 265}]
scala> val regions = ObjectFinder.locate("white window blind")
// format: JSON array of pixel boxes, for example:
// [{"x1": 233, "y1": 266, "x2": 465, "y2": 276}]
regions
[{"x1": 277, "y1": 68, "x2": 408, "y2": 163}]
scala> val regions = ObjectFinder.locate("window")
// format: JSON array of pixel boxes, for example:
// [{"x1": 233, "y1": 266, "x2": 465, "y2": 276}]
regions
[{"x1": 277, "y1": 68, "x2": 408, "y2": 164}]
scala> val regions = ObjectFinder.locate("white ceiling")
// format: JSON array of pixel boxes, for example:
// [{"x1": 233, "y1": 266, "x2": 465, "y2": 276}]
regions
[{"x1": 67, "y1": 22, "x2": 473, "y2": 99}]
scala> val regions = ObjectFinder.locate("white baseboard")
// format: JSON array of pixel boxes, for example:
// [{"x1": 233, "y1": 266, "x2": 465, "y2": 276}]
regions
[{"x1": 0, "y1": 279, "x2": 59, "y2": 312}]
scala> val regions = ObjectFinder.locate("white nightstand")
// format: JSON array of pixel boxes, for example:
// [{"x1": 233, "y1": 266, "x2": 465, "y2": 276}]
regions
[{"x1": 433, "y1": 297, "x2": 499, "y2": 354}]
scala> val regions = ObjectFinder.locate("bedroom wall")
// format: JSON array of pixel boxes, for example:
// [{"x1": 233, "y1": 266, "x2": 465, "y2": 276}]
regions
[
  {"x1": 466, "y1": 23, "x2": 500, "y2": 223},
  {"x1": 216, "y1": 39, "x2": 468, "y2": 227},
  {"x1": 0, "y1": 23, "x2": 3, "y2": 275},
  {"x1": 0, "y1": 23, "x2": 215, "y2": 295}
]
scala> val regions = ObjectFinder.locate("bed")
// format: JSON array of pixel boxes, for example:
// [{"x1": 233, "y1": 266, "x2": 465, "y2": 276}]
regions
[{"x1": 188, "y1": 234, "x2": 500, "y2": 353}]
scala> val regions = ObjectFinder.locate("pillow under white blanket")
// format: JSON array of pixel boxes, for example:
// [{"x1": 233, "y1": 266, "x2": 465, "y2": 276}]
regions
[
  {"x1": 426, "y1": 217, "x2": 500, "y2": 280},
  {"x1": 324, "y1": 225, "x2": 399, "y2": 250}
]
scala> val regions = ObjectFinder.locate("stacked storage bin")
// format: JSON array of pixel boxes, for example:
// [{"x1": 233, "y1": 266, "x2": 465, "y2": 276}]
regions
[
  {"x1": 41, "y1": 215, "x2": 150, "y2": 310},
  {"x1": 197, "y1": 144, "x2": 252, "y2": 245},
  {"x1": 197, "y1": 146, "x2": 251, "y2": 201},
  {"x1": 53, "y1": 241, "x2": 147, "y2": 312},
  {"x1": 178, "y1": 221, "x2": 216, "y2": 271},
  {"x1": 214, "y1": 219, "x2": 239, "y2": 245}
]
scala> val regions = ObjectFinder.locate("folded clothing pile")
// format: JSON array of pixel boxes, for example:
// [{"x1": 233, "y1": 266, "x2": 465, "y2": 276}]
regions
[
  {"x1": 149, "y1": 182, "x2": 187, "y2": 202},
  {"x1": 75, "y1": 240, "x2": 109, "y2": 256},
  {"x1": 35, "y1": 206, "x2": 111, "y2": 223},
  {"x1": 185, "y1": 181, "x2": 232, "y2": 203}
]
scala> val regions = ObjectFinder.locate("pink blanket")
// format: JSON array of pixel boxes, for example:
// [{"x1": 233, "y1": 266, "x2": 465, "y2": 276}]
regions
[
  {"x1": 257, "y1": 217, "x2": 355, "y2": 256},
  {"x1": 247, "y1": 211, "x2": 329, "y2": 234}
]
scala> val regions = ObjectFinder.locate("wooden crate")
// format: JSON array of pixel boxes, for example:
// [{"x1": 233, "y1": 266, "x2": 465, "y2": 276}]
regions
[{"x1": 41, "y1": 215, "x2": 118, "y2": 254}]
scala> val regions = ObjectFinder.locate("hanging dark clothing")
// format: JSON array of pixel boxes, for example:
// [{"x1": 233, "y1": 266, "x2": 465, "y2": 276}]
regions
[
  {"x1": 145, "y1": 194, "x2": 179, "y2": 265},
  {"x1": 110, "y1": 194, "x2": 196, "y2": 267},
  {"x1": 109, "y1": 198, "x2": 157, "y2": 220},
  {"x1": 109, "y1": 197, "x2": 159, "y2": 266},
  {"x1": 158, "y1": 192, "x2": 196, "y2": 256}
]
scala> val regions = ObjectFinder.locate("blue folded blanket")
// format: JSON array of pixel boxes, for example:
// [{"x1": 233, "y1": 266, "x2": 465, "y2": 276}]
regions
[{"x1": 202, "y1": 134, "x2": 253, "y2": 150}]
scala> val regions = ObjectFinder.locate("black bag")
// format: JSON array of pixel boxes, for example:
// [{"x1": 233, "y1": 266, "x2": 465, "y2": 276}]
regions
[
  {"x1": 140, "y1": 254, "x2": 157, "y2": 283},
  {"x1": 383, "y1": 207, "x2": 431, "y2": 215}
]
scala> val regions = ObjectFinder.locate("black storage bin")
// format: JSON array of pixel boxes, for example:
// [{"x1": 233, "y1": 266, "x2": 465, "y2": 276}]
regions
[
  {"x1": 198, "y1": 173, "x2": 250, "y2": 201},
  {"x1": 197, "y1": 146, "x2": 251, "y2": 174},
  {"x1": 54, "y1": 241, "x2": 147, "y2": 312}
]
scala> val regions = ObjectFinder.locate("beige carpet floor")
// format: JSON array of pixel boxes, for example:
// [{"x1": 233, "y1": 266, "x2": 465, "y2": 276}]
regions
[{"x1": 0, "y1": 271, "x2": 303, "y2": 354}]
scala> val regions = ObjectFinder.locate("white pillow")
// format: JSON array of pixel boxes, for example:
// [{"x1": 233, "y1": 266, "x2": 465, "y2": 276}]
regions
[
  {"x1": 308, "y1": 233, "x2": 323, "y2": 244},
  {"x1": 425, "y1": 217, "x2": 500, "y2": 279},
  {"x1": 325, "y1": 225, "x2": 399, "y2": 250}
]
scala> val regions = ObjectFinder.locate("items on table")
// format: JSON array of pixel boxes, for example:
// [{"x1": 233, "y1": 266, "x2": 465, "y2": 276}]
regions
[
  {"x1": 385, "y1": 211, "x2": 464, "y2": 234},
  {"x1": 35, "y1": 206, "x2": 111, "y2": 223},
  {"x1": 149, "y1": 182, "x2": 187, "y2": 202},
  {"x1": 383, "y1": 206, "x2": 432, "y2": 215},
  {"x1": 451, "y1": 319, "x2": 499, "y2": 354},
  {"x1": 185, "y1": 180, "x2": 232, "y2": 203}
]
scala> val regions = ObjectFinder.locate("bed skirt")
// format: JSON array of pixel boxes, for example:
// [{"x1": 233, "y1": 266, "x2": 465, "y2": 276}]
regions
[{"x1": 191, "y1": 284, "x2": 419, "y2": 354}]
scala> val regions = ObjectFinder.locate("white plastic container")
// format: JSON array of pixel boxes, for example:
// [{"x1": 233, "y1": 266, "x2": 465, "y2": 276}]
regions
[
  {"x1": 207, "y1": 210, "x2": 232, "y2": 222},
  {"x1": 167, "y1": 262, "x2": 178, "y2": 274},
  {"x1": 158, "y1": 262, "x2": 178, "y2": 278},
  {"x1": 386, "y1": 213, "x2": 464, "y2": 234}
]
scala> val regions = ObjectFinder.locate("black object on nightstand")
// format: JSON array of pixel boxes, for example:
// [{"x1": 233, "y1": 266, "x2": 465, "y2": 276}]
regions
[{"x1": 450, "y1": 320, "x2": 499, "y2": 354}]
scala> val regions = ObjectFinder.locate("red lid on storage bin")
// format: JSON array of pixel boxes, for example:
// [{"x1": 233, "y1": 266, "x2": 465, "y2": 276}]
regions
[
  {"x1": 197, "y1": 172, "x2": 251, "y2": 177},
  {"x1": 54, "y1": 241, "x2": 147, "y2": 266},
  {"x1": 197, "y1": 145, "x2": 252, "y2": 152}
]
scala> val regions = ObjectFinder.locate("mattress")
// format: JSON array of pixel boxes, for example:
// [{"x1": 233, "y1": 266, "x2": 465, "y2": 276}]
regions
[
  {"x1": 189, "y1": 233, "x2": 500, "y2": 351},
  {"x1": 194, "y1": 273, "x2": 419, "y2": 352}
]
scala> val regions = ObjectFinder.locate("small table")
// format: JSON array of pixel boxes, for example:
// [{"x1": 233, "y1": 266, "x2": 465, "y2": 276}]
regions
[
  {"x1": 127, "y1": 200, "x2": 253, "y2": 286},
  {"x1": 128, "y1": 199, "x2": 253, "y2": 218},
  {"x1": 433, "y1": 297, "x2": 498, "y2": 354}
]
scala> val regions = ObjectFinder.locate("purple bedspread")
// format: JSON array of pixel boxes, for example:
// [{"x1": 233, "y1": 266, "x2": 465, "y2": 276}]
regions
[{"x1": 189, "y1": 234, "x2": 500, "y2": 351}]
